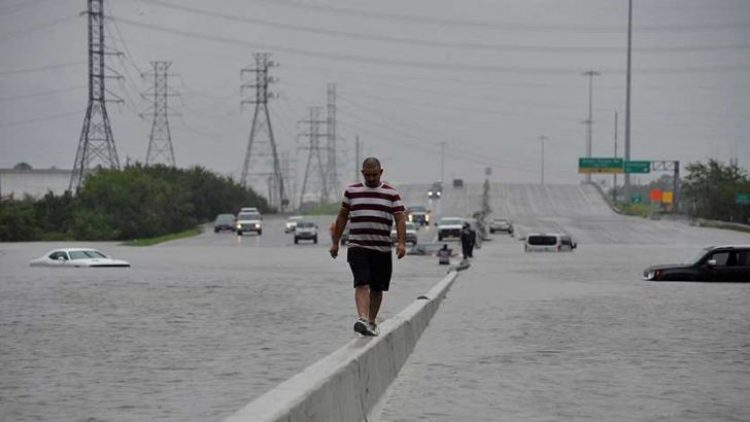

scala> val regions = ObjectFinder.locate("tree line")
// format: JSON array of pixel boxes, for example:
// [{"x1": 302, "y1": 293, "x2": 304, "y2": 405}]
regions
[
  {"x1": 681, "y1": 159, "x2": 750, "y2": 223},
  {"x1": 0, "y1": 164, "x2": 270, "y2": 241},
  {"x1": 615, "y1": 159, "x2": 750, "y2": 223}
]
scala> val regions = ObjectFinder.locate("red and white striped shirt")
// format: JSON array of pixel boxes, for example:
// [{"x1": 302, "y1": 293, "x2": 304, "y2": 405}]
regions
[{"x1": 342, "y1": 182, "x2": 405, "y2": 252}]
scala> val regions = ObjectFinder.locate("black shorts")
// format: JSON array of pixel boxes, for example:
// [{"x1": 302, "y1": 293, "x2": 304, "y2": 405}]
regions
[{"x1": 347, "y1": 247, "x2": 393, "y2": 291}]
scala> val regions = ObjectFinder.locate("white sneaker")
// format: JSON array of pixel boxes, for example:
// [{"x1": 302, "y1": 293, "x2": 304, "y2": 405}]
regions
[
  {"x1": 368, "y1": 321, "x2": 380, "y2": 336},
  {"x1": 354, "y1": 318, "x2": 372, "y2": 336}
]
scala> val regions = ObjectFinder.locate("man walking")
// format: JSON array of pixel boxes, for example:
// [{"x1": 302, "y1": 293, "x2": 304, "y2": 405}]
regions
[
  {"x1": 460, "y1": 222, "x2": 472, "y2": 260},
  {"x1": 330, "y1": 157, "x2": 406, "y2": 336}
]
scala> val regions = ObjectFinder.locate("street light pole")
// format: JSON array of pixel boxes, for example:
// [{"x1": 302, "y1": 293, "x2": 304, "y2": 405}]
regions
[
  {"x1": 439, "y1": 142, "x2": 446, "y2": 183},
  {"x1": 624, "y1": 0, "x2": 633, "y2": 200},
  {"x1": 582, "y1": 70, "x2": 600, "y2": 183},
  {"x1": 538, "y1": 135, "x2": 548, "y2": 185}
]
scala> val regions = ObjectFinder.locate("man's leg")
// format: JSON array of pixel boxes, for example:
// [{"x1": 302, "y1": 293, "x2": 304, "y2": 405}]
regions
[
  {"x1": 355, "y1": 285, "x2": 370, "y2": 320},
  {"x1": 368, "y1": 290, "x2": 382, "y2": 324}
]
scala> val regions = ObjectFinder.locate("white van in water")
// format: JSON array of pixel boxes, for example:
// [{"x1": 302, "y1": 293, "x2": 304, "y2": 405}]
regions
[{"x1": 524, "y1": 233, "x2": 577, "y2": 252}]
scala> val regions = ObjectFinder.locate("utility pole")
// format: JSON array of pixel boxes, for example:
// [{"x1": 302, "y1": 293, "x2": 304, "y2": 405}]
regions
[
  {"x1": 538, "y1": 135, "x2": 548, "y2": 185},
  {"x1": 439, "y1": 142, "x2": 446, "y2": 183},
  {"x1": 241, "y1": 52, "x2": 287, "y2": 211},
  {"x1": 142, "y1": 61, "x2": 177, "y2": 167},
  {"x1": 613, "y1": 111, "x2": 618, "y2": 203},
  {"x1": 355, "y1": 135, "x2": 360, "y2": 182},
  {"x1": 70, "y1": 0, "x2": 122, "y2": 191},
  {"x1": 582, "y1": 70, "x2": 600, "y2": 183},
  {"x1": 326, "y1": 83, "x2": 339, "y2": 196},
  {"x1": 624, "y1": 0, "x2": 633, "y2": 200},
  {"x1": 298, "y1": 107, "x2": 328, "y2": 206}
]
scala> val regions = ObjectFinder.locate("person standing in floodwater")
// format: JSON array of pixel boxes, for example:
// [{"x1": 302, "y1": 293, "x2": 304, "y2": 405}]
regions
[{"x1": 329, "y1": 157, "x2": 406, "y2": 336}]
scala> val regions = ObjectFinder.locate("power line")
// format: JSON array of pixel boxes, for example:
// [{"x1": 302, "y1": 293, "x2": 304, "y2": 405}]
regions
[
  {"x1": 0, "y1": 60, "x2": 85, "y2": 76},
  {"x1": 133, "y1": 0, "x2": 750, "y2": 54},
  {"x1": 246, "y1": 0, "x2": 750, "y2": 33},
  {"x1": 0, "y1": 109, "x2": 84, "y2": 128},
  {"x1": 0, "y1": 84, "x2": 85, "y2": 102},
  {"x1": 0, "y1": 13, "x2": 79, "y2": 43},
  {"x1": 130, "y1": 1, "x2": 750, "y2": 55},
  {"x1": 113, "y1": 18, "x2": 750, "y2": 75}
]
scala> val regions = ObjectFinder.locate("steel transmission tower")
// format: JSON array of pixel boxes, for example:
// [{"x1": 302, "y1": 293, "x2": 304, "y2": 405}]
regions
[
  {"x1": 240, "y1": 53, "x2": 287, "y2": 211},
  {"x1": 326, "y1": 83, "x2": 339, "y2": 197},
  {"x1": 143, "y1": 61, "x2": 176, "y2": 167},
  {"x1": 298, "y1": 107, "x2": 328, "y2": 206},
  {"x1": 70, "y1": 0, "x2": 121, "y2": 191}
]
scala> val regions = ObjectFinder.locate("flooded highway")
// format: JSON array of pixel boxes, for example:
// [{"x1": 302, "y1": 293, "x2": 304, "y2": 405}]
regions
[
  {"x1": 2, "y1": 182, "x2": 749, "y2": 421},
  {"x1": 0, "y1": 213, "x2": 448, "y2": 422}
]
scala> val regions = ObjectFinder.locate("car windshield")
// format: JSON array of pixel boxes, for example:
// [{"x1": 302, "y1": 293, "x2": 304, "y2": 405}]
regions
[
  {"x1": 237, "y1": 213, "x2": 260, "y2": 220},
  {"x1": 409, "y1": 206, "x2": 426, "y2": 212},
  {"x1": 687, "y1": 247, "x2": 711, "y2": 264},
  {"x1": 528, "y1": 235, "x2": 558, "y2": 246},
  {"x1": 494, "y1": 219, "x2": 509, "y2": 223},
  {"x1": 69, "y1": 250, "x2": 107, "y2": 260},
  {"x1": 297, "y1": 222, "x2": 315, "y2": 228},
  {"x1": 440, "y1": 219, "x2": 463, "y2": 226},
  {"x1": 216, "y1": 214, "x2": 234, "y2": 223}
]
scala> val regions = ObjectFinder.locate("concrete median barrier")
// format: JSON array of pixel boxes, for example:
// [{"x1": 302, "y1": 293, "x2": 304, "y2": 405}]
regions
[{"x1": 224, "y1": 270, "x2": 460, "y2": 422}]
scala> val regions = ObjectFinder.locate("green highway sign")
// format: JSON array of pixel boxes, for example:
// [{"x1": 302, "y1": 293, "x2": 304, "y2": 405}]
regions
[
  {"x1": 624, "y1": 160, "x2": 651, "y2": 174},
  {"x1": 736, "y1": 193, "x2": 750, "y2": 205},
  {"x1": 631, "y1": 194, "x2": 642, "y2": 204},
  {"x1": 578, "y1": 157, "x2": 624, "y2": 174}
]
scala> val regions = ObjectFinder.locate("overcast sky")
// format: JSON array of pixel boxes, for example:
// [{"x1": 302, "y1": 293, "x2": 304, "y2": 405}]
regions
[{"x1": 1, "y1": 0, "x2": 748, "y2": 198}]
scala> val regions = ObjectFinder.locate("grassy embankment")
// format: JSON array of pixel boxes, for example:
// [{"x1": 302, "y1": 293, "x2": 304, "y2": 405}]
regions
[{"x1": 122, "y1": 227, "x2": 203, "y2": 246}]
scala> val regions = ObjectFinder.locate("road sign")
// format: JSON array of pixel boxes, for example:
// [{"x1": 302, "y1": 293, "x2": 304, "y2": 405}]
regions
[
  {"x1": 649, "y1": 188, "x2": 662, "y2": 202},
  {"x1": 631, "y1": 194, "x2": 642, "y2": 203},
  {"x1": 578, "y1": 157, "x2": 623, "y2": 174},
  {"x1": 624, "y1": 160, "x2": 650, "y2": 174},
  {"x1": 662, "y1": 191, "x2": 673, "y2": 204},
  {"x1": 736, "y1": 193, "x2": 750, "y2": 205}
]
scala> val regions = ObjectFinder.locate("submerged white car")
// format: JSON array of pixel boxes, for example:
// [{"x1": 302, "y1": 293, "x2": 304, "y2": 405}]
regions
[{"x1": 30, "y1": 248, "x2": 131, "y2": 268}]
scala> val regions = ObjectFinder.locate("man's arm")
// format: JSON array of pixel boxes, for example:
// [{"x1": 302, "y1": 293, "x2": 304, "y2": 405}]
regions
[
  {"x1": 394, "y1": 211, "x2": 407, "y2": 259},
  {"x1": 329, "y1": 207, "x2": 349, "y2": 258}
]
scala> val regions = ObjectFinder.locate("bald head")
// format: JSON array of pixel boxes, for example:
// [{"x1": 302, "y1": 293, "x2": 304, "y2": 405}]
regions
[
  {"x1": 361, "y1": 157, "x2": 383, "y2": 187},
  {"x1": 362, "y1": 157, "x2": 381, "y2": 170}
]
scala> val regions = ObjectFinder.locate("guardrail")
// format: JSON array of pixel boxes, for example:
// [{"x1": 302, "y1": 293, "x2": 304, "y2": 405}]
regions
[{"x1": 224, "y1": 270, "x2": 460, "y2": 422}]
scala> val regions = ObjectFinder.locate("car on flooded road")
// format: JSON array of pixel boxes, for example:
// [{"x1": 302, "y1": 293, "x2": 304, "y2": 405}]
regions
[
  {"x1": 213, "y1": 213, "x2": 236, "y2": 233},
  {"x1": 285, "y1": 215, "x2": 304, "y2": 233},
  {"x1": 391, "y1": 221, "x2": 419, "y2": 245},
  {"x1": 236, "y1": 211, "x2": 262, "y2": 236},
  {"x1": 489, "y1": 218, "x2": 514, "y2": 235},
  {"x1": 643, "y1": 245, "x2": 750, "y2": 282},
  {"x1": 294, "y1": 221, "x2": 319, "y2": 244},
  {"x1": 437, "y1": 217, "x2": 464, "y2": 241},
  {"x1": 30, "y1": 248, "x2": 130, "y2": 268},
  {"x1": 524, "y1": 233, "x2": 577, "y2": 252},
  {"x1": 407, "y1": 205, "x2": 430, "y2": 226}
]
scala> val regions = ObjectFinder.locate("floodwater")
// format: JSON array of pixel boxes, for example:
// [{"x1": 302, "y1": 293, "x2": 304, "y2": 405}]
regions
[
  {"x1": 382, "y1": 183, "x2": 750, "y2": 421},
  {"x1": 0, "y1": 215, "x2": 448, "y2": 422},
  {"x1": 381, "y1": 240, "x2": 750, "y2": 421},
  {"x1": 2, "y1": 183, "x2": 749, "y2": 421}
]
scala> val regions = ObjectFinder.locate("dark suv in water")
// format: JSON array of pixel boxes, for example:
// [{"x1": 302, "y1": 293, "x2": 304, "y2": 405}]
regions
[
  {"x1": 213, "y1": 213, "x2": 236, "y2": 233},
  {"x1": 643, "y1": 245, "x2": 750, "y2": 282}
]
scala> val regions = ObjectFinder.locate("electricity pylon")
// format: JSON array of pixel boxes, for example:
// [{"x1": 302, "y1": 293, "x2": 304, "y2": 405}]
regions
[
  {"x1": 143, "y1": 61, "x2": 176, "y2": 167},
  {"x1": 298, "y1": 106, "x2": 328, "y2": 206},
  {"x1": 70, "y1": 0, "x2": 122, "y2": 191},
  {"x1": 240, "y1": 52, "x2": 287, "y2": 211}
]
